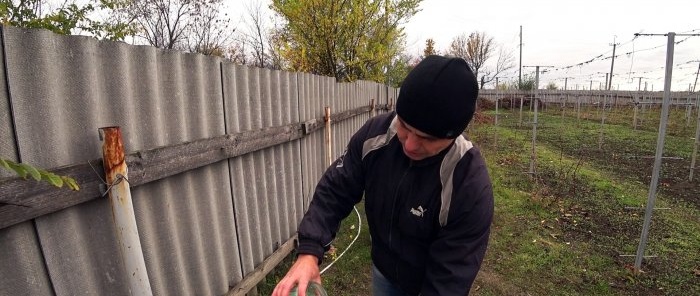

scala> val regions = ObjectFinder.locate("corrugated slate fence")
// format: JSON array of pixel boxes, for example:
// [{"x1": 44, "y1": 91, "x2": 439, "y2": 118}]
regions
[{"x1": 0, "y1": 26, "x2": 396, "y2": 296}]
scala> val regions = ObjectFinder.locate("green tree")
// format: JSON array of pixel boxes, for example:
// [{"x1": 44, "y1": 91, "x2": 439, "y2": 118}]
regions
[
  {"x1": 271, "y1": 0, "x2": 421, "y2": 82},
  {"x1": 384, "y1": 53, "x2": 414, "y2": 87},
  {"x1": 0, "y1": 0, "x2": 135, "y2": 40},
  {"x1": 546, "y1": 82, "x2": 558, "y2": 90},
  {"x1": 513, "y1": 74, "x2": 536, "y2": 90}
]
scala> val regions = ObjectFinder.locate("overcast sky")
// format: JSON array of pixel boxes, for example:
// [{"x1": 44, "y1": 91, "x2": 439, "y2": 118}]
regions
[
  {"x1": 232, "y1": 0, "x2": 700, "y2": 91},
  {"x1": 402, "y1": 0, "x2": 700, "y2": 91}
]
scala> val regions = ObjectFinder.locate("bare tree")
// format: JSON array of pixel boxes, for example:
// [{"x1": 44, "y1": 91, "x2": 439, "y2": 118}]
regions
[
  {"x1": 186, "y1": 1, "x2": 234, "y2": 56},
  {"x1": 120, "y1": 0, "x2": 233, "y2": 55},
  {"x1": 225, "y1": 42, "x2": 248, "y2": 64},
  {"x1": 480, "y1": 46, "x2": 515, "y2": 88},
  {"x1": 448, "y1": 34, "x2": 469, "y2": 59},
  {"x1": 449, "y1": 32, "x2": 513, "y2": 88},
  {"x1": 123, "y1": 0, "x2": 195, "y2": 50},
  {"x1": 241, "y1": 1, "x2": 270, "y2": 68}
]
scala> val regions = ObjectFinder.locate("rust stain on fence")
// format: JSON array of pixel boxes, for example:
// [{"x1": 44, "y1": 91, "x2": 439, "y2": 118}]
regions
[
  {"x1": 101, "y1": 127, "x2": 125, "y2": 172},
  {"x1": 100, "y1": 127, "x2": 128, "y2": 206}
]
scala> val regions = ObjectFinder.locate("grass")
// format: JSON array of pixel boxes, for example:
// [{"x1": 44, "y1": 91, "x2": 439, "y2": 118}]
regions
[
  {"x1": 258, "y1": 205, "x2": 373, "y2": 295},
  {"x1": 258, "y1": 104, "x2": 700, "y2": 296}
]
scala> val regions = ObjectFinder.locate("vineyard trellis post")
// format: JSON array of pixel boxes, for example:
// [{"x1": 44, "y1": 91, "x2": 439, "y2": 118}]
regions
[
  {"x1": 634, "y1": 32, "x2": 686, "y2": 272},
  {"x1": 529, "y1": 66, "x2": 541, "y2": 175},
  {"x1": 685, "y1": 96, "x2": 692, "y2": 126},
  {"x1": 560, "y1": 96, "x2": 565, "y2": 119},
  {"x1": 633, "y1": 96, "x2": 639, "y2": 130},
  {"x1": 690, "y1": 95, "x2": 700, "y2": 181},
  {"x1": 494, "y1": 78, "x2": 499, "y2": 150},
  {"x1": 576, "y1": 93, "x2": 581, "y2": 120},
  {"x1": 598, "y1": 94, "x2": 607, "y2": 149},
  {"x1": 641, "y1": 92, "x2": 648, "y2": 127},
  {"x1": 519, "y1": 97, "x2": 524, "y2": 127},
  {"x1": 596, "y1": 91, "x2": 601, "y2": 118},
  {"x1": 495, "y1": 77, "x2": 500, "y2": 126}
]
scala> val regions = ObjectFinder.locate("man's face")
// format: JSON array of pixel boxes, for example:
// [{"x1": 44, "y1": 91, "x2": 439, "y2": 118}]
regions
[{"x1": 395, "y1": 116, "x2": 454, "y2": 161}]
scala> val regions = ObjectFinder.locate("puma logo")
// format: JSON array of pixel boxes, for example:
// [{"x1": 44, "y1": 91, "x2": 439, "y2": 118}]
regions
[{"x1": 410, "y1": 206, "x2": 426, "y2": 217}]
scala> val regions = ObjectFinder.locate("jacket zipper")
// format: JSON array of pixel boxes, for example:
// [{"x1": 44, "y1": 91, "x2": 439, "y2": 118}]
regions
[{"x1": 389, "y1": 160, "x2": 413, "y2": 281}]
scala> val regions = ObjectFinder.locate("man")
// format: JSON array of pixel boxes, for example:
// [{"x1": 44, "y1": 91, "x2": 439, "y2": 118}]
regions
[{"x1": 273, "y1": 55, "x2": 494, "y2": 296}]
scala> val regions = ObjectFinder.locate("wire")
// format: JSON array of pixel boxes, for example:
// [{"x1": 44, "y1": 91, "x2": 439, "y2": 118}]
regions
[
  {"x1": 320, "y1": 205, "x2": 363, "y2": 275},
  {"x1": 627, "y1": 38, "x2": 636, "y2": 81}
]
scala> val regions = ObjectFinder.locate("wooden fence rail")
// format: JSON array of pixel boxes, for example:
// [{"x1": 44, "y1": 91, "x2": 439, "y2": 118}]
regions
[{"x1": 0, "y1": 104, "x2": 389, "y2": 230}]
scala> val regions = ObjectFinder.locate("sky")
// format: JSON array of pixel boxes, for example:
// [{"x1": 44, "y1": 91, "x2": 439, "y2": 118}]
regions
[{"x1": 229, "y1": 0, "x2": 700, "y2": 91}]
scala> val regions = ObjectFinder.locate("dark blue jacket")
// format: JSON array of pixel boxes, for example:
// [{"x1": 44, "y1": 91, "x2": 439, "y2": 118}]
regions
[{"x1": 297, "y1": 112, "x2": 494, "y2": 295}]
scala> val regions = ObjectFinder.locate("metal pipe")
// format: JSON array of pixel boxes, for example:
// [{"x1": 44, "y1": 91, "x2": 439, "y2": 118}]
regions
[
  {"x1": 634, "y1": 32, "x2": 675, "y2": 271},
  {"x1": 529, "y1": 96, "x2": 538, "y2": 175},
  {"x1": 690, "y1": 95, "x2": 700, "y2": 181},
  {"x1": 100, "y1": 127, "x2": 153, "y2": 296}
]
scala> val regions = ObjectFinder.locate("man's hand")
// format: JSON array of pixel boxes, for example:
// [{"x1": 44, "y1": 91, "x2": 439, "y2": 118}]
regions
[{"x1": 272, "y1": 254, "x2": 322, "y2": 296}]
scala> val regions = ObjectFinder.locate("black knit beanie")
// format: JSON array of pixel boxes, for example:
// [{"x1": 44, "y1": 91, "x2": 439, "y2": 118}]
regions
[{"x1": 396, "y1": 55, "x2": 479, "y2": 139}]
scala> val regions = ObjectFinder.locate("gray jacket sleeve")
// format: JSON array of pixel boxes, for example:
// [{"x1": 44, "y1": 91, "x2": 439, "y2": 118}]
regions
[{"x1": 421, "y1": 153, "x2": 494, "y2": 295}]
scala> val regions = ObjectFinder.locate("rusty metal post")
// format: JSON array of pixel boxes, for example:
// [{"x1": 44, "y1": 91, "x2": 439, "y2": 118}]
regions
[
  {"x1": 100, "y1": 127, "x2": 153, "y2": 296},
  {"x1": 324, "y1": 107, "x2": 333, "y2": 166}
]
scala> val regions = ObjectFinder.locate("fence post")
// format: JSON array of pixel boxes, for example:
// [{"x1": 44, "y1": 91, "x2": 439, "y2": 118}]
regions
[
  {"x1": 494, "y1": 84, "x2": 499, "y2": 150},
  {"x1": 529, "y1": 96, "x2": 538, "y2": 175},
  {"x1": 635, "y1": 32, "x2": 676, "y2": 272},
  {"x1": 686, "y1": 96, "x2": 692, "y2": 126},
  {"x1": 599, "y1": 94, "x2": 607, "y2": 149},
  {"x1": 690, "y1": 96, "x2": 700, "y2": 181},
  {"x1": 576, "y1": 94, "x2": 581, "y2": 120},
  {"x1": 99, "y1": 127, "x2": 153, "y2": 296},
  {"x1": 561, "y1": 96, "x2": 565, "y2": 118},
  {"x1": 633, "y1": 96, "x2": 639, "y2": 130},
  {"x1": 325, "y1": 107, "x2": 333, "y2": 166},
  {"x1": 519, "y1": 97, "x2": 524, "y2": 127}
]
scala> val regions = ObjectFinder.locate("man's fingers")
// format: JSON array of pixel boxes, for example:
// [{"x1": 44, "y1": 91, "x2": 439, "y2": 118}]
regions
[
  {"x1": 296, "y1": 281, "x2": 309, "y2": 296},
  {"x1": 272, "y1": 278, "x2": 297, "y2": 296}
]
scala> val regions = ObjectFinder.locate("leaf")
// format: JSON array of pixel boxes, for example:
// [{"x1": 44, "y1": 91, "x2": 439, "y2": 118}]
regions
[
  {"x1": 9, "y1": 161, "x2": 28, "y2": 179},
  {"x1": 62, "y1": 176, "x2": 80, "y2": 191},
  {"x1": 2, "y1": 157, "x2": 80, "y2": 190},
  {"x1": 44, "y1": 173, "x2": 64, "y2": 188},
  {"x1": 19, "y1": 163, "x2": 41, "y2": 181},
  {"x1": 0, "y1": 158, "x2": 10, "y2": 170}
]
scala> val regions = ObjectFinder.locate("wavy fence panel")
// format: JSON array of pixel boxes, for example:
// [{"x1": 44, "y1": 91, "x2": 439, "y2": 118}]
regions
[
  {"x1": 1, "y1": 25, "x2": 240, "y2": 296},
  {"x1": 0, "y1": 25, "x2": 396, "y2": 296},
  {"x1": 222, "y1": 64, "x2": 304, "y2": 276}
]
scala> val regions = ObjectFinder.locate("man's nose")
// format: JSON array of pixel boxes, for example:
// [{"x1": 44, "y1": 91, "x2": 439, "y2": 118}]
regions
[{"x1": 404, "y1": 132, "x2": 420, "y2": 151}]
